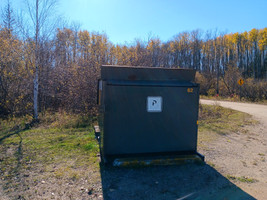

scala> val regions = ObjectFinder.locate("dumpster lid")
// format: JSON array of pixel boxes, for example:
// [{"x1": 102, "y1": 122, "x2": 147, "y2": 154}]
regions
[{"x1": 101, "y1": 65, "x2": 196, "y2": 82}]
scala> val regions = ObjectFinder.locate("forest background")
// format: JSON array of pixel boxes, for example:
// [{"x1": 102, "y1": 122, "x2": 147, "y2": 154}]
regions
[{"x1": 0, "y1": 0, "x2": 266, "y2": 118}]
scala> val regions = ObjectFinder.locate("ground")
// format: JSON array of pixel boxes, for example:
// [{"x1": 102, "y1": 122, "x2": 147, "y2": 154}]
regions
[
  {"x1": 0, "y1": 101, "x2": 266, "y2": 200},
  {"x1": 199, "y1": 99, "x2": 267, "y2": 199}
]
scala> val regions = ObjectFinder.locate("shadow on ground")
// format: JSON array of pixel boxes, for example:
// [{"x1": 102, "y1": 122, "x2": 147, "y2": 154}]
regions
[
  {"x1": 0, "y1": 123, "x2": 35, "y2": 197},
  {"x1": 0, "y1": 121, "x2": 35, "y2": 144},
  {"x1": 100, "y1": 163, "x2": 256, "y2": 200}
]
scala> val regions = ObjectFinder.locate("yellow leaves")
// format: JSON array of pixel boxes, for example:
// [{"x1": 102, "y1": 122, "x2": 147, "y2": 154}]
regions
[
  {"x1": 169, "y1": 41, "x2": 176, "y2": 53},
  {"x1": 78, "y1": 30, "x2": 90, "y2": 47},
  {"x1": 232, "y1": 32, "x2": 241, "y2": 45},
  {"x1": 249, "y1": 28, "x2": 259, "y2": 43},
  {"x1": 258, "y1": 28, "x2": 267, "y2": 51},
  {"x1": 224, "y1": 33, "x2": 235, "y2": 48},
  {"x1": 147, "y1": 38, "x2": 161, "y2": 51},
  {"x1": 14, "y1": 95, "x2": 25, "y2": 105}
]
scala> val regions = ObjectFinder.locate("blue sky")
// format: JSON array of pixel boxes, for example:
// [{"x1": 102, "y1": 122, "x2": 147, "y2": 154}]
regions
[{"x1": 2, "y1": 0, "x2": 267, "y2": 44}]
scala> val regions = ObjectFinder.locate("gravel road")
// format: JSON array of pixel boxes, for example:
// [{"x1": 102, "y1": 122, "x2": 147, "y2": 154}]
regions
[{"x1": 200, "y1": 99, "x2": 267, "y2": 199}]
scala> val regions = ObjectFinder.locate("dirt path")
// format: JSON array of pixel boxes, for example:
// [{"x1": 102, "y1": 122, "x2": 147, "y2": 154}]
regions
[
  {"x1": 200, "y1": 99, "x2": 267, "y2": 124},
  {"x1": 200, "y1": 99, "x2": 267, "y2": 199}
]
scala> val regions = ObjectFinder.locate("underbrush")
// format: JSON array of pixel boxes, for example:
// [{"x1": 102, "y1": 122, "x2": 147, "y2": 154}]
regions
[
  {"x1": 39, "y1": 111, "x2": 96, "y2": 129},
  {"x1": 0, "y1": 114, "x2": 32, "y2": 135},
  {"x1": 196, "y1": 70, "x2": 267, "y2": 102}
]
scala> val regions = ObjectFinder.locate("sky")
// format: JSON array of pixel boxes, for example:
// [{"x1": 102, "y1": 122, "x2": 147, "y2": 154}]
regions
[{"x1": 2, "y1": 0, "x2": 267, "y2": 44}]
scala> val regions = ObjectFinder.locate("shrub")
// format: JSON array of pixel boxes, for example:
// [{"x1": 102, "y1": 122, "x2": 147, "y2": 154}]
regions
[
  {"x1": 195, "y1": 72, "x2": 216, "y2": 95},
  {"x1": 207, "y1": 88, "x2": 216, "y2": 97},
  {"x1": 242, "y1": 78, "x2": 267, "y2": 101}
]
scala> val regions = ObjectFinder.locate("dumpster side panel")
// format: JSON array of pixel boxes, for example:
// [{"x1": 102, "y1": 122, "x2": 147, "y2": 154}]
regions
[{"x1": 103, "y1": 84, "x2": 199, "y2": 155}]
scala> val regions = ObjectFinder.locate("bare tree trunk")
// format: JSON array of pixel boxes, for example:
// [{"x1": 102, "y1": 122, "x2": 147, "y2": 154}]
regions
[
  {"x1": 24, "y1": 0, "x2": 57, "y2": 119},
  {"x1": 33, "y1": 67, "x2": 38, "y2": 119},
  {"x1": 33, "y1": 0, "x2": 39, "y2": 120}
]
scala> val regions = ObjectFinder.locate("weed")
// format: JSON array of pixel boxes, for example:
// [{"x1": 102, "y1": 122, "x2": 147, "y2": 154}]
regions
[
  {"x1": 241, "y1": 160, "x2": 247, "y2": 167},
  {"x1": 206, "y1": 161, "x2": 215, "y2": 167},
  {"x1": 252, "y1": 161, "x2": 258, "y2": 166},
  {"x1": 226, "y1": 175, "x2": 258, "y2": 183}
]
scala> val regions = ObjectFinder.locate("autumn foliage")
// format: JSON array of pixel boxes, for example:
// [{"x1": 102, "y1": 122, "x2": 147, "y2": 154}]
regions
[{"x1": 0, "y1": 21, "x2": 267, "y2": 117}]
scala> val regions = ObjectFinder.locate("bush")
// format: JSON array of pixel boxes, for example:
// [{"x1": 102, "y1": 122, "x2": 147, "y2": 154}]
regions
[
  {"x1": 242, "y1": 78, "x2": 267, "y2": 101},
  {"x1": 207, "y1": 88, "x2": 216, "y2": 97},
  {"x1": 196, "y1": 65, "x2": 267, "y2": 101},
  {"x1": 221, "y1": 66, "x2": 242, "y2": 96},
  {"x1": 195, "y1": 72, "x2": 216, "y2": 95}
]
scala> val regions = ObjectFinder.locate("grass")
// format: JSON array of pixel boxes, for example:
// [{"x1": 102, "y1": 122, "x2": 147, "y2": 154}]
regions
[
  {"x1": 1, "y1": 106, "x2": 255, "y2": 172},
  {"x1": 198, "y1": 104, "x2": 256, "y2": 147},
  {"x1": 206, "y1": 161, "x2": 216, "y2": 168},
  {"x1": 0, "y1": 112, "x2": 100, "y2": 198},
  {"x1": 226, "y1": 175, "x2": 258, "y2": 183}
]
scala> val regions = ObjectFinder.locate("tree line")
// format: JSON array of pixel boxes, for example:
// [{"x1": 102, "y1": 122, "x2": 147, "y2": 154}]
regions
[{"x1": 0, "y1": 1, "x2": 266, "y2": 117}]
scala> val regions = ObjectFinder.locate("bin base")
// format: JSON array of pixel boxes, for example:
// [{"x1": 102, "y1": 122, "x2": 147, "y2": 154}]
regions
[
  {"x1": 112, "y1": 153, "x2": 204, "y2": 167},
  {"x1": 94, "y1": 125, "x2": 205, "y2": 167}
]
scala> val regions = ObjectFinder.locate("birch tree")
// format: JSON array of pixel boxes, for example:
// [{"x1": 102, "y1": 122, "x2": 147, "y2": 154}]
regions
[{"x1": 24, "y1": 0, "x2": 58, "y2": 120}]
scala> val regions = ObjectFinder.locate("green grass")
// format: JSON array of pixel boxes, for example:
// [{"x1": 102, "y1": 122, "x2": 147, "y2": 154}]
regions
[
  {"x1": 0, "y1": 112, "x2": 99, "y2": 186},
  {"x1": 1, "y1": 106, "x2": 255, "y2": 172},
  {"x1": 198, "y1": 104, "x2": 256, "y2": 147}
]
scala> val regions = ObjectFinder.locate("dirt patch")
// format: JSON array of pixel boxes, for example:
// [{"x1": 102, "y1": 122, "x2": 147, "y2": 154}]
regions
[{"x1": 198, "y1": 121, "x2": 267, "y2": 200}]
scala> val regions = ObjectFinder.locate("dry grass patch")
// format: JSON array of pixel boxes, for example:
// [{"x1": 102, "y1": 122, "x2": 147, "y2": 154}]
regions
[{"x1": 198, "y1": 104, "x2": 256, "y2": 147}]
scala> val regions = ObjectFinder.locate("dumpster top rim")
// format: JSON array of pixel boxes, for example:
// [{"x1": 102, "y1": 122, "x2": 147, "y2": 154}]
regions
[
  {"x1": 102, "y1": 65, "x2": 194, "y2": 71},
  {"x1": 101, "y1": 65, "x2": 196, "y2": 82}
]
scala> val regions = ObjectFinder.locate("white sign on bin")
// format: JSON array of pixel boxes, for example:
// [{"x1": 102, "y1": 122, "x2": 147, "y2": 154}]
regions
[{"x1": 147, "y1": 96, "x2": 162, "y2": 112}]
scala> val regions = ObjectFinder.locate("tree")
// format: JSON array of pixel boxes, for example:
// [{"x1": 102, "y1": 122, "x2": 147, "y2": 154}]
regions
[
  {"x1": 2, "y1": 0, "x2": 16, "y2": 36},
  {"x1": 249, "y1": 28, "x2": 259, "y2": 79},
  {"x1": 190, "y1": 29, "x2": 202, "y2": 70},
  {"x1": 23, "y1": 0, "x2": 58, "y2": 120},
  {"x1": 258, "y1": 28, "x2": 267, "y2": 78},
  {"x1": 147, "y1": 38, "x2": 161, "y2": 67},
  {"x1": 0, "y1": 1, "x2": 21, "y2": 116}
]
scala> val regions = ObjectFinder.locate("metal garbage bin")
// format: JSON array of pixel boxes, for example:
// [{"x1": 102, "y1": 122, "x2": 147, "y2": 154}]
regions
[{"x1": 97, "y1": 65, "x2": 204, "y2": 164}]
